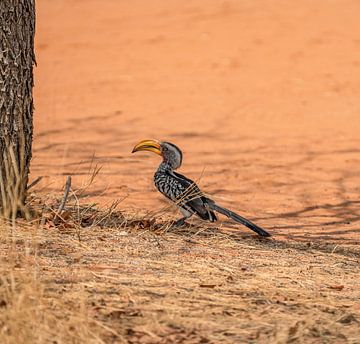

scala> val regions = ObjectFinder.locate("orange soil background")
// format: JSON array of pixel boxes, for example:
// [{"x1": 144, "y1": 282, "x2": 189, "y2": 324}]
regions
[{"x1": 33, "y1": 0, "x2": 360, "y2": 243}]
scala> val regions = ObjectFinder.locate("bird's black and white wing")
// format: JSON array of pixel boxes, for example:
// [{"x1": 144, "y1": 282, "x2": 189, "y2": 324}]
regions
[
  {"x1": 154, "y1": 171, "x2": 187, "y2": 201},
  {"x1": 154, "y1": 171, "x2": 217, "y2": 221}
]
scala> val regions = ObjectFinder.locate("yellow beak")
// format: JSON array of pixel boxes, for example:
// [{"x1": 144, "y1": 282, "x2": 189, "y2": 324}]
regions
[{"x1": 132, "y1": 139, "x2": 162, "y2": 155}]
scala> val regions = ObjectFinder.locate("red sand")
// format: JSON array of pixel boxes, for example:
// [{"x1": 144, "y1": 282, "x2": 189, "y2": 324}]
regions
[{"x1": 33, "y1": 0, "x2": 360, "y2": 243}]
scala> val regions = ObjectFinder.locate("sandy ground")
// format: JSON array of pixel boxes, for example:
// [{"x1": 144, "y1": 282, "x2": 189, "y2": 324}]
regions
[
  {"x1": 32, "y1": 0, "x2": 360, "y2": 243},
  {"x1": 32, "y1": 0, "x2": 359, "y2": 244}
]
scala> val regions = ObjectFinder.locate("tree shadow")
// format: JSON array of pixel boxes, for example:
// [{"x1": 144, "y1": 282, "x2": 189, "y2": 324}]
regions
[
  {"x1": 250, "y1": 199, "x2": 360, "y2": 243},
  {"x1": 257, "y1": 200, "x2": 360, "y2": 220},
  {"x1": 158, "y1": 197, "x2": 360, "y2": 255},
  {"x1": 164, "y1": 220, "x2": 360, "y2": 258}
]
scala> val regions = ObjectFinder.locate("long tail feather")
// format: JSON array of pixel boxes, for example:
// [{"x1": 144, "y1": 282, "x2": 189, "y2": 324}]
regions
[{"x1": 208, "y1": 203, "x2": 271, "y2": 237}]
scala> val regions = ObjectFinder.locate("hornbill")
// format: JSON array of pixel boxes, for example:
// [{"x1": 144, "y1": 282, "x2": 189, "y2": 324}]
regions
[{"x1": 132, "y1": 139, "x2": 270, "y2": 237}]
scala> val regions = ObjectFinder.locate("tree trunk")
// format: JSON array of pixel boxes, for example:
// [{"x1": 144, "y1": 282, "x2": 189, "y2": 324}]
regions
[{"x1": 0, "y1": 0, "x2": 35, "y2": 218}]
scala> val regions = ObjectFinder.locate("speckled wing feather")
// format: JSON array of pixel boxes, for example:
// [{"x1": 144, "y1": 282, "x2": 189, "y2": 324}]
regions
[
  {"x1": 154, "y1": 171, "x2": 187, "y2": 201},
  {"x1": 154, "y1": 170, "x2": 217, "y2": 221}
]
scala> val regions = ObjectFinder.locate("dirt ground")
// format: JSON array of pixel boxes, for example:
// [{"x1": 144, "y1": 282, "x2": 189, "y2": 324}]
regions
[
  {"x1": 1, "y1": 221, "x2": 359, "y2": 343},
  {"x1": 1, "y1": 0, "x2": 360, "y2": 343}
]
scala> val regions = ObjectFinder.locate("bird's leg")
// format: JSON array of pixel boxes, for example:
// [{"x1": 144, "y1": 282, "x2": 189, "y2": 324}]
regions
[
  {"x1": 174, "y1": 211, "x2": 193, "y2": 227},
  {"x1": 174, "y1": 217, "x2": 187, "y2": 227},
  {"x1": 173, "y1": 208, "x2": 193, "y2": 227}
]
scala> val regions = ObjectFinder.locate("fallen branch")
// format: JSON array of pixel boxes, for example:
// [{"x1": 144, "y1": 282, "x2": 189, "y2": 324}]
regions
[{"x1": 54, "y1": 176, "x2": 71, "y2": 223}]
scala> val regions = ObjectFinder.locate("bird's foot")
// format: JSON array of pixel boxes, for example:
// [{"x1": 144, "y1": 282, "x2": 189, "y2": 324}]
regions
[{"x1": 174, "y1": 218, "x2": 187, "y2": 227}]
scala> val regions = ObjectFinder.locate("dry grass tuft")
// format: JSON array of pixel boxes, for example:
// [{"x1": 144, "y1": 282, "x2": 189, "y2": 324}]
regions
[
  {"x1": 0, "y1": 174, "x2": 359, "y2": 343},
  {"x1": 0, "y1": 144, "x2": 31, "y2": 222}
]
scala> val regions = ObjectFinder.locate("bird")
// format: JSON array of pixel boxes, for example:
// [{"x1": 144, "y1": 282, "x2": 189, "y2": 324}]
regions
[{"x1": 132, "y1": 139, "x2": 270, "y2": 237}]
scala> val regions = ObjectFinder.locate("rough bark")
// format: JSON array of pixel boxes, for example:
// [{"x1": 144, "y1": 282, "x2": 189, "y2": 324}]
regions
[{"x1": 0, "y1": 0, "x2": 35, "y2": 217}]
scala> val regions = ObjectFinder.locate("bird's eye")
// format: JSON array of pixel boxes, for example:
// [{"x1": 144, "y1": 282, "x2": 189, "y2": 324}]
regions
[{"x1": 163, "y1": 147, "x2": 168, "y2": 151}]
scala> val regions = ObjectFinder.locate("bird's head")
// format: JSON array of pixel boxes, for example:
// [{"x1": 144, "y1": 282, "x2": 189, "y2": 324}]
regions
[{"x1": 132, "y1": 139, "x2": 183, "y2": 170}]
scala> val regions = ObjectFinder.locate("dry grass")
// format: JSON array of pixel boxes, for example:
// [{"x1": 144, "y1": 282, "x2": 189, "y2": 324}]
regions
[
  {"x1": 0, "y1": 168, "x2": 358, "y2": 343},
  {"x1": 0, "y1": 189, "x2": 359, "y2": 344}
]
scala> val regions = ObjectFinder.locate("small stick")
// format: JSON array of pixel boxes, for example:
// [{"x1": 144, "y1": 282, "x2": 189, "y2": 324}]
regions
[
  {"x1": 54, "y1": 176, "x2": 71, "y2": 222},
  {"x1": 27, "y1": 176, "x2": 43, "y2": 190}
]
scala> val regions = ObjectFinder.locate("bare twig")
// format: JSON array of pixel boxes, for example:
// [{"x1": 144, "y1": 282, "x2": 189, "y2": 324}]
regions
[
  {"x1": 27, "y1": 176, "x2": 43, "y2": 190},
  {"x1": 75, "y1": 164, "x2": 102, "y2": 198},
  {"x1": 54, "y1": 176, "x2": 71, "y2": 222}
]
